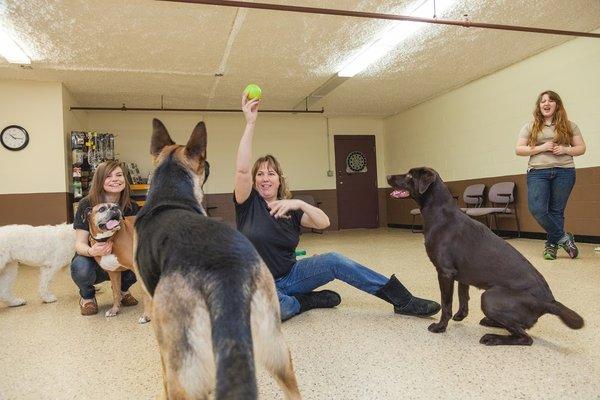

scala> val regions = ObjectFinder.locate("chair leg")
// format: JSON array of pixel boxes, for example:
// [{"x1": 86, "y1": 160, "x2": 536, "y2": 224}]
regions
[
  {"x1": 411, "y1": 214, "x2": 416, "y2": 233},
  {"x1": 514, "y1": 209, "x2": 521, "y2": 238}
]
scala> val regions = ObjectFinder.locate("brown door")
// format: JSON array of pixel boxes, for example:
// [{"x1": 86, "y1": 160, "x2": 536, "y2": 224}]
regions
[{"x1": 334, "y1": 135, "x2": 379, "y2": 229}]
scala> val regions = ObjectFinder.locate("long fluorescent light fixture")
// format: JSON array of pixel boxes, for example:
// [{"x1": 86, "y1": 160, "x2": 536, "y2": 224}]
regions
[
  {"x1": 0, "y1": 28, "x2": 31, "y2": 64},
  {"x1": 337, "y1": 0, "x2": 454, "y2": 77}
]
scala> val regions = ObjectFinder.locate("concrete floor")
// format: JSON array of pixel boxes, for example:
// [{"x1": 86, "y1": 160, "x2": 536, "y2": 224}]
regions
[{"x1": 1, "y1": 228, "x2": 599, "y2": 400}]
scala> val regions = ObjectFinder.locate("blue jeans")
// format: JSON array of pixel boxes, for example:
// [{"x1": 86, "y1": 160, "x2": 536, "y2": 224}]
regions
[
  {"x1": 275, "y1": 252, "x2": 389, "y2": 320},
  {"x1": 70, "y1": 255, "x2": 137, "y2": 299},
  {"x1": 527, "y1": 167, "x2": 576, "y2": 244}
]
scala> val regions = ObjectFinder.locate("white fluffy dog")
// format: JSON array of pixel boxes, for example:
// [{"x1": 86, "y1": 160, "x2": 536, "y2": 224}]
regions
[{"x1": 0, "y1": 223, "x2": 75, "y2": 306}]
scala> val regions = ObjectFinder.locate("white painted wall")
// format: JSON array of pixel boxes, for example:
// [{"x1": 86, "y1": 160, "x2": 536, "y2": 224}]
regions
[
  {"x1": 86, "y1": 112, "x2": 386, "y2": 194},
  {"x1": 2, "y1": 31, "x2": 597, "y2": 202},
  {"x1": 384, "y1": 33, "x2": 600, "y2": 181},
  {"x1": 0, "y1": 80, "x2": 66, "y2": 194}
]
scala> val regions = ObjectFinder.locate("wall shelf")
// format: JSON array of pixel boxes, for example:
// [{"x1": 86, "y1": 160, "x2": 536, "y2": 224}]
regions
[{"x1": 131, "y1": 183, "x2": 149, "y2": 206}]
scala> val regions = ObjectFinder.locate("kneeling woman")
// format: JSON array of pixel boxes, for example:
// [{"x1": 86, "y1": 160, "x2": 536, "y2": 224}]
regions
[
  {"x1": 234, "y1": 93, "x2": 440, "y2": 321},
  {"x1": 70, "y1": 161, "x2": 139, "y2": 315}
]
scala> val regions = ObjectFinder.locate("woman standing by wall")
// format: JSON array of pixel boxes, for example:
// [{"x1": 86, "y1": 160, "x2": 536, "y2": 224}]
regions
[{"x1": 516, "y1": 90, "x2": 586, "y2": 260}]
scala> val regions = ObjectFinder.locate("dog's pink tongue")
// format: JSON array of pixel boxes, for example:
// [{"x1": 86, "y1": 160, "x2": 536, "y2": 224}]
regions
[
  {"x1": 106, "y1": 220, "x2": 119, "y2": 230},
  {"x1": 390, "y1": 190, "x2": 409, "y2": 199}
]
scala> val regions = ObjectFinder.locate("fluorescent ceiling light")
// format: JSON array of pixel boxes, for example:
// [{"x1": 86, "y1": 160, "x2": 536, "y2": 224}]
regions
[
  {"x1": 0, "y1": 28, "x2": 31, "y2": 64},
  {"x1": 337, "y1": 0, "x2": 454, "y2": 77}
]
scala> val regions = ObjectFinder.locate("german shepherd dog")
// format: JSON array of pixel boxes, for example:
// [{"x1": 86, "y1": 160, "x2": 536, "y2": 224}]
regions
[
  {"x1": 133, "y1": 119, "x2": 301, "y2": 399},
  {"x1": 387, "y1": 167, "x2": 584, "y2": 346}
]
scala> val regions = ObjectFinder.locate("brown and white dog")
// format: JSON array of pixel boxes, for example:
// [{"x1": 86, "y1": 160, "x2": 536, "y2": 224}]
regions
[{"x1": 88, "y1": 204, "x2": 150, "y2": 322}]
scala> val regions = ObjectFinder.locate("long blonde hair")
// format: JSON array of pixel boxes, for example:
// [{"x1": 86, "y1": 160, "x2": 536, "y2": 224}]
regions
[
  {"x1": 87, "y1": 161, "x2": 132, "y2": 210},
  {"x1": 529, "y1": 90, "x2": 573, "y2": 146},
  {"x1": 251, "y1": 155, "x2": 292, "y2": 200}
]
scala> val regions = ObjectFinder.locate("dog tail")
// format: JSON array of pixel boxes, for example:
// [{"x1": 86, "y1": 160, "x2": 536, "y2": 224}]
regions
[
  {"x1": 208, "y1": 286, "x2": 257, "y2": 400},
  {"x1": 546, "y1": 301, "x2": 584, "y2": 329}
]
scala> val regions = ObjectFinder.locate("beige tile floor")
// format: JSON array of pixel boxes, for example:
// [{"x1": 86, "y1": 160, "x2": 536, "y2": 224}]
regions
[{"x1": 1, "y1": 228, "x2": 599, "y2": 400}]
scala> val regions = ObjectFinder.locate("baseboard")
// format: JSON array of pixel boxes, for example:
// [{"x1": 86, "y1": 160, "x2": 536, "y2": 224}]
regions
[{"x1": 387, "y1": 224, "x2": 600, "y2": 244}]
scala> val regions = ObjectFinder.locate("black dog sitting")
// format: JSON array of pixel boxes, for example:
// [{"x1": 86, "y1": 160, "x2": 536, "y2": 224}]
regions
[{"x1": 387, "y1": 167, "x2": 584, "y2": 346}]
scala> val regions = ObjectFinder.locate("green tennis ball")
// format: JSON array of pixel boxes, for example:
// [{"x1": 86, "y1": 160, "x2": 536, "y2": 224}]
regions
[{"x1": 244, "y1": 84, "x2": 262, "y2": 100}]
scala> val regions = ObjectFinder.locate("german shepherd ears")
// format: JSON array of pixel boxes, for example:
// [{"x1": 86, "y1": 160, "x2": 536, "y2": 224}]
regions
[
  {"x1": 151, "y1": 118, "x2": 207, "y2": 159},
  {"x1": 417, "y1": 168, "x2": 436, "y2": 194}
]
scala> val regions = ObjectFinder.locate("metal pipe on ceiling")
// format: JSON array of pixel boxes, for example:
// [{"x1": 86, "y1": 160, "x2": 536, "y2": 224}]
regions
[
  {"x1": 161, "y1": 0, "x2": 600, "y2": 39},
  {"x1": 70, "y1": 106, "x2": 324, "y2": 113}
]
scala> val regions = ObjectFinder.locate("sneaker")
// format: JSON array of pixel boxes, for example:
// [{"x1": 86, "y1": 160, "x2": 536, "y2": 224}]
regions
[
  {"x1": 544, "y1": 243, "x2": 558, "y2": 260},
  {"x1": 80, "y1": 297, "x2": 98, "y2": 316},
  {"x1": 558, "y1": 232, "x2": 579, "y2": 259}
]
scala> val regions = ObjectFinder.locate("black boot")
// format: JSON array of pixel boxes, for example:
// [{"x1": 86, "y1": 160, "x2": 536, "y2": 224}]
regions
[
  {"x1": 295, "y1": 290, "x2": 341, "y2": 314},
  {"x1": 375, "y1": 275, "x2": 440, "y2": 317}
]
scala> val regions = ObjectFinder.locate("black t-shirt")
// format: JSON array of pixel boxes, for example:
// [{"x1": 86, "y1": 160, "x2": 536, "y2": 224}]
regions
[
  {"x1": 234, "y1": 189, "x2": 303, "y2": 279},
  {"x1": 73, "y1": 197, "x2": 140, "y2": 231}
]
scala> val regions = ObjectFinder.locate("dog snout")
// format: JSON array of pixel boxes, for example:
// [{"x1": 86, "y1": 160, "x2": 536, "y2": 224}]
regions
[
  {"x1": 108, "y1": 208, "x2": 123, "y2": 220},
  {"x1": 387, "y1": 174, "x2": 404, "y2": 188}
]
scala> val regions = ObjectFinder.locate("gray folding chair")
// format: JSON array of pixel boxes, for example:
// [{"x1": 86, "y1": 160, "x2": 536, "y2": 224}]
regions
[
  {"x1": 465, "y1": 182, "x2": 521, "y2": 237},
  {"x1": 409, "y1": 207, "x2": 422, "y2": 233},
  {"x1": 459, "y1": 184, "x2": 485, "y2": 212}
]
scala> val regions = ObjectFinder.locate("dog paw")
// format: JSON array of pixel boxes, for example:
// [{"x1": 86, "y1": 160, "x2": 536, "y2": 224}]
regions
[
  {"x1": 428, "y1": 322, "x2": 447, "y2": 333},
  {"x1": 105, "y1": 307, "x2": 120, "y2": 317},
  {"x1": 138, "y1": 315, "x2": 151, "y2": 324},
  {"x1": 41, "y1": 294, "x2": 58, "y2": 303},
  {"x1": 479, "y1": 334, "x2": 501, "y2": 345},
  {"x1": 452, "y1": 310, "x2": 468, "y2": 321},
  {"x1": 8, "y1": 298, "x2": 27, "y2": 307}
]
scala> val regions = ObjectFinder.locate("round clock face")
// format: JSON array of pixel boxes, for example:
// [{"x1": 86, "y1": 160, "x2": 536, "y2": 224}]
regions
[{"x1": 1, "y1": 125, "x2": 29, "y2": 151}]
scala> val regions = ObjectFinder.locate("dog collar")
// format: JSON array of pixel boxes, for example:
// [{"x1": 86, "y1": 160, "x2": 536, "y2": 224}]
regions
[
  {"x1": 136, "y1": 202, "x2": 205, "y2": 223},
  {"x1": 90, "y1": 230, "x2": 117, "y2": 242},
  {"x1": 91, "y1": 236, "x2": 112, "y2": 243}
]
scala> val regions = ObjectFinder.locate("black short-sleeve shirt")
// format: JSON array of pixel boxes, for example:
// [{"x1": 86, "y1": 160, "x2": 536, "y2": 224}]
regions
[
  {"x1": 73, "y1": 197, "x2": 140, "y2": 231},
  {"x1": 234, "y1": 189, "x2": 303, "y2": 279}
]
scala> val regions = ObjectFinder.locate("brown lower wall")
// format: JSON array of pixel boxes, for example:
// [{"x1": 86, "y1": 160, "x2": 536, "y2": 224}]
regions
[
  {"x1": 386, "y1": 166, "x2": 600, "y2": 237},
  {"x1": 3, "y1": 167, "x2": 598, "y2": 237},
  {"x1": 0, "y1": 193, "x2": 70, "y2": 226}
]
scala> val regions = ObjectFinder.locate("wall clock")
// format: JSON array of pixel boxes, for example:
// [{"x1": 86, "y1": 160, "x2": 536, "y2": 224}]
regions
[{"x1": 1, "y1": 125, "x2": 29, "y2": 151}]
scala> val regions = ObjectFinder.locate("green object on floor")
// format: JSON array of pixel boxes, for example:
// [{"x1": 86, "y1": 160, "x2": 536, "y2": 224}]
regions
[{"x1": 294, "y1": 249, "x2": 307, "y2": 257}]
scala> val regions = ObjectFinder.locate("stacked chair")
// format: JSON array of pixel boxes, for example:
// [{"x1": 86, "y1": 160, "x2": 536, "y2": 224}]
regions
[{"x1": 464, "y1": 182, "x2": 521, "y2": 238}]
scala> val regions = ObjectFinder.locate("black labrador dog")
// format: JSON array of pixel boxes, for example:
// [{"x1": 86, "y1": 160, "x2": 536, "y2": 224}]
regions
[{"x1": 387, "y1": 167, "x2": 584, "y2": 346}]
